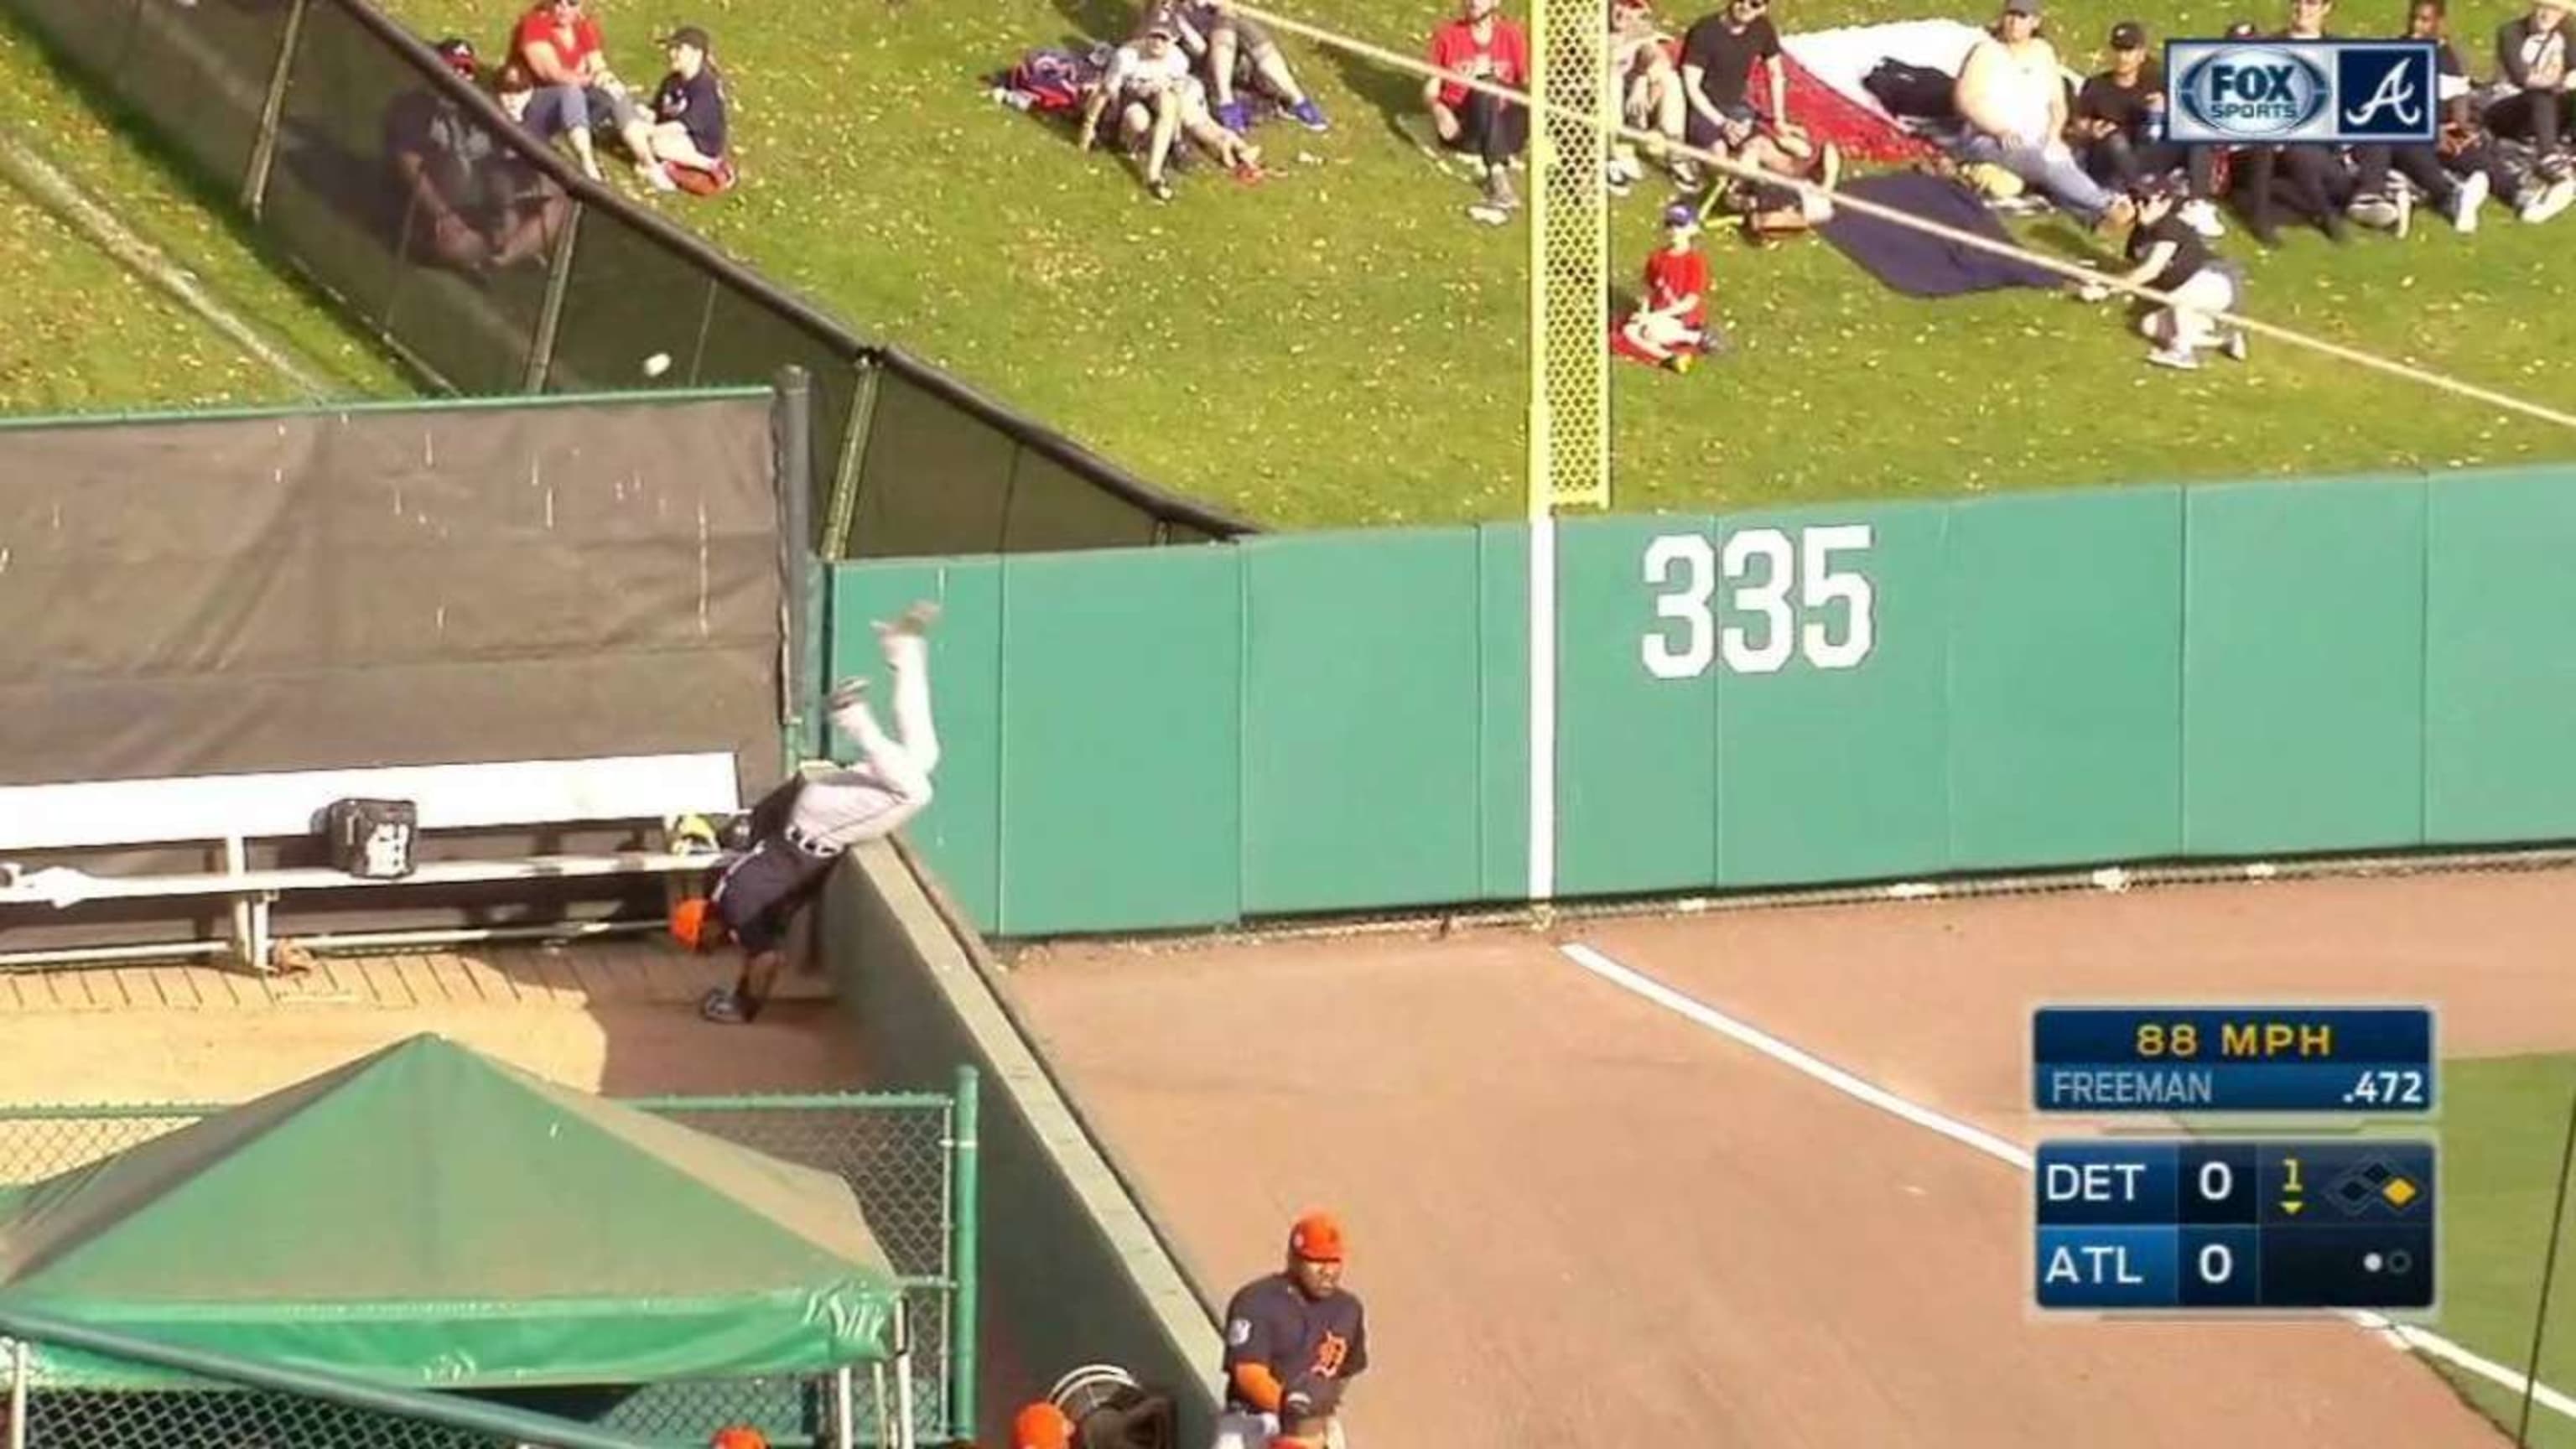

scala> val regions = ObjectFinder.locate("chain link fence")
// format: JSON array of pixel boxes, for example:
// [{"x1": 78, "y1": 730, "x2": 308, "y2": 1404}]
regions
[
  {"x1": 3, "y1": 1327, "x2": 663, "y2": 1449},
  {"x1": 0, "y1": 0, "x2": 1251, "y2": 559},
  {"x1": 0, "y1": 1080, "x2": 975, "y2": 1449}
]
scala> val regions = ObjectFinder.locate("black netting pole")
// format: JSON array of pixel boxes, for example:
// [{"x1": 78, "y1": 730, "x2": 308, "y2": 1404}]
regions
[
  {"x1": 236, "y1": 0, "x2": 309, "y2": 216},
  {"x1": 523, "y1": 202, "x2": 586, "y2": 392},
  {"x1": 821, "y1": 360, "x2": 880, "y2": 561},
  {"x1": 773, "y1": 366, "x2": 821, "y2": 767},
  {"x1": 2515, "y1": 1078, "x2": 2576, "y2": 1446}
]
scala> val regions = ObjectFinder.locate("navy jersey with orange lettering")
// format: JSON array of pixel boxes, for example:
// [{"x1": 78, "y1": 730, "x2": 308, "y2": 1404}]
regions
[{"x1": 1221, "y1": 1275, "x2": 1368, "y2": 1413}]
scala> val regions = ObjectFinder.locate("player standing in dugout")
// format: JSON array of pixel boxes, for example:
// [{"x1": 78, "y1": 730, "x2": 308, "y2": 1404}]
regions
[
  {"x1": 675, "y1": 600, "x2": 942, "y2": 1025},
  {"x1": 1216, "y1": 1212, "x2": 1368, "y2": 1449}
]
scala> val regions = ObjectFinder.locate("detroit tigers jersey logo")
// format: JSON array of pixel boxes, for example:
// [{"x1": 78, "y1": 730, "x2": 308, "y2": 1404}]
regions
[
  {"x1": 1311, "y1": 1330, "x2": 1350, "y2": 1378},
  {"x1": 1226, "y1": 1317, "x2": 1253, "y2": 1347}
]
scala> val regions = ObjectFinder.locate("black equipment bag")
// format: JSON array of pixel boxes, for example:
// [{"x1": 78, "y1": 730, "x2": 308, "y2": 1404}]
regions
[{"x1": 322, "y1": 797, "x2": 420, "y2": 879}]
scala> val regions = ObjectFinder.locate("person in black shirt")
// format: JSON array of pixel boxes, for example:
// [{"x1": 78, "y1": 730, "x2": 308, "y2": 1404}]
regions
[
  {"x1": 2075, "y1": 175, "x2": 2247, "y2": 371},
  {"x1": 2346, "y1": 0, "x2": 2490, "y2": 231},
  {"x1": 2489, "y1": 0, "x2": 2573, "y2": 171},
  {"x1": 1679, "y1": 0, "x2": 1808, "y2": 172},
  {"x1": 2407, "y1": 0, "x2": 2571, "y2": 221},
  {"x1": 648, "y1": 25, "x2": 735, "y2": 195},
  {"x1": 2072, "y1": 21, "x2": 2222, "y2": 232},
  {"x1": 2224, "y1": 0, "x2": 2355, "y2": 244}
]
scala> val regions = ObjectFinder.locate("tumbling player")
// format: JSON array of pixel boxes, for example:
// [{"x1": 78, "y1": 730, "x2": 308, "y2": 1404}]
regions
[{"x1": 677, "y1": 600, "x2": 941, "y2": 1024}]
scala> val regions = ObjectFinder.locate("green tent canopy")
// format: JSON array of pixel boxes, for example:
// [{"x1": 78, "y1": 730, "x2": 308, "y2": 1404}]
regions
[{"x1": 0, "y1": 1035, "x2": 901, "y2": 1389}]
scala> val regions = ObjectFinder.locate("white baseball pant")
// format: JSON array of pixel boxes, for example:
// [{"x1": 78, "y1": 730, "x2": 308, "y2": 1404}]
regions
[{"x1": 1210, "y1": 1411, "x2": 1348, "y2": 1449}]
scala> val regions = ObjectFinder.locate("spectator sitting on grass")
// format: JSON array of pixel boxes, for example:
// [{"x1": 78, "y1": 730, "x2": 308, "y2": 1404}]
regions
[
  {"x1": 386, "y1": 37, "x2": 569, "y2": 273},
  {"x1": 1952, "y1": 0, "x2": 2132, "y2": 233},
  {"x1": 2344, "y1": 0, "x2": 2490, "y2": 232},
  {"x1": 2488, "y1": 0, "x2": 2574, "y2": 174},
  {"x1": 2071, "y1": 21, "x2": 2222, "y2": 235},
  {"x1": 1618, "y1": 203, "x2": 1712, "y2": 371},
  {"x1": 1698, "y1": 98, "x2": 1839, "y2": 241},
  {"x1": 2417, "y1": 0, "x2": 2576, "y2": 219},
  {"x1": 1140, "y1": 0, "x2": 1330, "y2": 135},
  {"x1": 1680, "y1": 0, "x2": 1806, "y2": 190},
  {"x1": 2074, "y1": 174, "x2": 2248, "y2": 371},
  {"x1": 2226, "y1": 0, "x2": 2353, "y2": 243},
  {"x1": 1426, "y1": 0, "x2": 1532, "y2": 221},
  {"x1": 1078, "y1": 22, "x2": 1261, "y2": 202},
  {"x1": 1607, "y1": 0, "x2": 1686, "y2": 190},
  {"x1": 649, "y1": 25, "x2": 736, "y2": 195},
  {"x1": 512, "y1": 0, "x2": 675, "y2": 191}
]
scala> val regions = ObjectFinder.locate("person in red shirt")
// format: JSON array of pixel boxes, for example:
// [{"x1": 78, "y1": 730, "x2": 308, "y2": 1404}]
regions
[
  {"x1": 1422, "y1": 0, "x2": 1531, "y2": 220},
  {"x1": 1619, "y1": 203, "x2": 1711, "y2": 371},
  {"x1": 512, "y1": 0, "x2": 674, "y2": 190}
]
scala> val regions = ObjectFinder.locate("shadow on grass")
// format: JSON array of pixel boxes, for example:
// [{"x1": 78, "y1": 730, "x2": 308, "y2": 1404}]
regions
[
  {"x1": 0, "y1": 10, "x2": 419, "y2": 396},
  {"x1": 1311, "y1": 23, "x2": 1441, "y2": 157}
]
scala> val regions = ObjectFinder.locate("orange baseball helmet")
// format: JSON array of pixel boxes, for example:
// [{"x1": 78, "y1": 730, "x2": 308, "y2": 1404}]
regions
[
  {"x1": 670, "y1": 896, "x2": 724, "y2": 951},
  {"x1": 1012, "y1": 1401, "x2": 1075, "y2": 1449},
  {"x1": 1290, "y1": 1210, "x2": 1346, "y2": 1263},
  {"x1": 709, "y1": 1428, "x2": 768, "y2": 1449}
]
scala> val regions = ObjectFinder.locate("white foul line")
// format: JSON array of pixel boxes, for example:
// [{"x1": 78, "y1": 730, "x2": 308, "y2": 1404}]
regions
[
  {"x1": 1554, "y1": 940, "x2": 2576, "y2": 1426},
  {"x1": 1525, "y1": 517, "x2": 1557, "y2": 903}
]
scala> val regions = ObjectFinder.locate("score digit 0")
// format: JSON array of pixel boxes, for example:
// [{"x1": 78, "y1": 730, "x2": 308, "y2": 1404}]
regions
[
  {"x1": 2198, "y1": 1159, "x2": 2233, "y2": 1202},
  {"x1": 2137, "y1": 1023, "x2": 2201, "y2": 1057}
]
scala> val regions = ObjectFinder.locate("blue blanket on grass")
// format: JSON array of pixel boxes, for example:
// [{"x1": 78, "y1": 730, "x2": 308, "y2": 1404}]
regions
[{"x1": 1815, "y1": 171, "x2": 2062, "y2": 297}]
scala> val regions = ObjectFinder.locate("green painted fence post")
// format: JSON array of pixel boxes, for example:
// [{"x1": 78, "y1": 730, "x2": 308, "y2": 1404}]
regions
[{"x1": 951, "y1": 1062, "x2": 981, "y2": 1442}]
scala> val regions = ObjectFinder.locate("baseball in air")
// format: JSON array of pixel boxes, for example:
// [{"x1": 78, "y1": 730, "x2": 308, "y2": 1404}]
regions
[{"x1": 642, "y1": 352, "x2": 673, "y2": 378}]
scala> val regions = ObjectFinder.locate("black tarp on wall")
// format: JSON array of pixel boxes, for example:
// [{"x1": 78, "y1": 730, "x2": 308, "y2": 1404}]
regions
[
  {"x1": 0, "y1": 391, "x2": 795, "y2": 958},
  {"x1": 0, "y1": 393, "x2": 787, "y2": 790}
]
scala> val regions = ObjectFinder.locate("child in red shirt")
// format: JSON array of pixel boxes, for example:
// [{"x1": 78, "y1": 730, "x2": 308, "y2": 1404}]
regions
[{"x1": 1619, "y1": 204, "x2": 1711, "y2": 371}]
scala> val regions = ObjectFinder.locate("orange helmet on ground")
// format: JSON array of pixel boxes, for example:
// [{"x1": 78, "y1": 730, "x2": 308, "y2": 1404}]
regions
[
  {"x1": 709, "y1": 1428, "x2": 768, "y2": 1449},
  {"x1": 671, "y1": 896, "x2": 722, "y2": 950}
]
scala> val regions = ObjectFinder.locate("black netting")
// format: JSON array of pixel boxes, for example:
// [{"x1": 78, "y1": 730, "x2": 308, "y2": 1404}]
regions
[
  {"x1": 3, "y1": 0, "x2": 141, "y2": 90},
  {"x1": 846, "y1": 369, "x2": 1019, "y2": 558},
  {"x1": 0, "y1": 0, "x2": 1248, "y2": 552},
  {"x1": 262, "y1": 3, "x2": 561, "y2": 394},
  {"x1": 116, "y1": 0, "x2": 292, "y2": 186},
  {"x1": 541, "y1": 204, "x2": 722, "y2": 392},
  {"x1": 1003, "y1": 449, "x2": 1165, "y2": 552},
  {"x1": 693, "y1": 279, "x2": 865, "y2": 543}
]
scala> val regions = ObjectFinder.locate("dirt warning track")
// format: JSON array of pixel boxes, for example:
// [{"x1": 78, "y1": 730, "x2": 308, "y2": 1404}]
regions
[{"x1": 1008, "y1": 869, "x2": 2576, "y2": 1446}]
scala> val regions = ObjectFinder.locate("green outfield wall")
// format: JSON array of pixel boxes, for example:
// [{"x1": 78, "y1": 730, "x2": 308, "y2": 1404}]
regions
[{"x1": 828, "y1": 467, "x2": 2576, "y2": 937}]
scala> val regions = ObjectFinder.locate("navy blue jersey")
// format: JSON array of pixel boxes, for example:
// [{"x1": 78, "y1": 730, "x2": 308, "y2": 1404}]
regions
[
  {"x1": 1220, "y1": 1274, "x2": 1368, "y2": 1413},
  {"x1": 654, "y1": 67, "x2": 728, "y2": 156}
]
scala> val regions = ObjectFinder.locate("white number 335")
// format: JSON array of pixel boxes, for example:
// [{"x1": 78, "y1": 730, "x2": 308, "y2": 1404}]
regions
[{"x1": 1640, "y1": 525, "x2": 1875, "y2": 680}]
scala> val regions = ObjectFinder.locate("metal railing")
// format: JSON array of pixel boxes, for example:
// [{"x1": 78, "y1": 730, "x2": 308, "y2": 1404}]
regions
[
  {"x1": 0, "y1": 0, "x2": 1254, "y2": 559},
  {"x1": 0, "y1": 1071, "x2": 979, "y2": 1448}
]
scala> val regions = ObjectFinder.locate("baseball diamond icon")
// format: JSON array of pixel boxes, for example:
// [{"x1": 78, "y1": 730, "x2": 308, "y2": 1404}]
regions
[{"x1": 2327, "y1": 1159, "x2": 2425, "y2": 1215}]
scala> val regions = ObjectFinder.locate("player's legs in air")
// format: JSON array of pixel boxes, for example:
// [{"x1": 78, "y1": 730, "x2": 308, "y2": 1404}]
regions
[{"x1": 688, "y1": 601, "x2": 941, "y2": 1025}]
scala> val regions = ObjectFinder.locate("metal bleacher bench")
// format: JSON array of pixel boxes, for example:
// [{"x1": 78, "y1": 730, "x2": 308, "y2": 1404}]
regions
[{"x1": 0, "y1": 753, "x2": 743, "y2": 972}]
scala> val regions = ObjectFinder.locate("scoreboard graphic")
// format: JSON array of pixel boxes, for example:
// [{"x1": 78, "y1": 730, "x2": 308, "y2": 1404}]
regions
[{"x1": 2030, "y1": 1004, "x2": 2439, "y2": 1317}]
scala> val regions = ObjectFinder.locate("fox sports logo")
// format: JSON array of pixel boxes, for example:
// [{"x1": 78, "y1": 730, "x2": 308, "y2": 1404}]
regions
[{"x1": 2176, "y1": 46, "x2": 2330, "y2": 138}]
